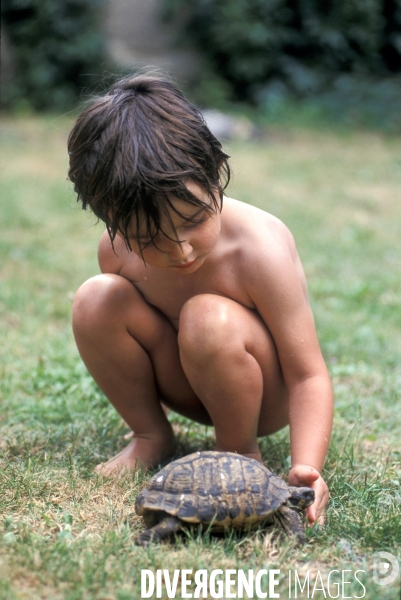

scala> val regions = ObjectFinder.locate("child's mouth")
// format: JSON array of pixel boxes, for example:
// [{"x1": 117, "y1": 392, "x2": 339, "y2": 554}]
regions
[{"x1": 173, "y1": 259, "x2": 197, "y2": 269}]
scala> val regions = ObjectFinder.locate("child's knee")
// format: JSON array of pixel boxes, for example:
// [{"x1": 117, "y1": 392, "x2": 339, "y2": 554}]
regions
[
  {"x1": 72, "y1": 274, "x2": 134, "y2": 334},
  {"x1": 178, "y1": 294, "x2": 239, "y2": 360}
]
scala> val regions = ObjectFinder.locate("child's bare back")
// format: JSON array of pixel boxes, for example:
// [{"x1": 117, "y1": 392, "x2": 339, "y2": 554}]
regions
[{"x1": 68, "y1": 74, "x2": 333, "y2": 524}]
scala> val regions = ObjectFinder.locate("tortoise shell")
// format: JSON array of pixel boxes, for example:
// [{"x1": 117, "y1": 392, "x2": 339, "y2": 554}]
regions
[{"x1": 135, "y1": 450, "x2": 291, "y2": 531}]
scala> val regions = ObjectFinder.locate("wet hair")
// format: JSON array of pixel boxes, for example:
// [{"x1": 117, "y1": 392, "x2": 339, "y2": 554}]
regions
[{"x1": 67, "y1": 73, "x2": 230, "y2": 250}]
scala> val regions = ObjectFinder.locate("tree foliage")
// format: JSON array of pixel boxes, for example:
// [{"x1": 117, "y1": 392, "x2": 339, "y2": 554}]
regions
[
  {"x1": 1, "y1": 0, "x2": 107, "y2": 111},
  {"x1": 161, "y1": 0, "x2": 401, "y2": 107}
]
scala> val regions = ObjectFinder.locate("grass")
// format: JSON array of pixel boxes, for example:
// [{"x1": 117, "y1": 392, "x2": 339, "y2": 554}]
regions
[{"x1": 0, "y1": 115, "x2": 400, "y2": 599}]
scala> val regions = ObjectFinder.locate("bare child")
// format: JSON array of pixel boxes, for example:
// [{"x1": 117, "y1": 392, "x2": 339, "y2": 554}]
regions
[{"x1": 68, "y1": 74, "x2": 333, "y2": 524}]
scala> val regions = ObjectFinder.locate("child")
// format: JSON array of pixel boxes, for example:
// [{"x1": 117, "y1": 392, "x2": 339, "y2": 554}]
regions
[{"x1": 68, "y1": 74, "x2": 333, "y2": 524}]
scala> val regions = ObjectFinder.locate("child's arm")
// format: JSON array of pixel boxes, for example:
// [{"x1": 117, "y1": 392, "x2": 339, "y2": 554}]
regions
[{"x1": 244, "y1": 220, "x2": 333, "y2": 523}]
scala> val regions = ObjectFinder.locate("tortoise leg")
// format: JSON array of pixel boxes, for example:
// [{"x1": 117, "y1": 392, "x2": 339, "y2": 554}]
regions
[
  {"x1": 276, "y1": 506, "x2": 306, "y2": 546},
  {"x1": 135, "y1": 516, "x2": 183, "y2": 547}
]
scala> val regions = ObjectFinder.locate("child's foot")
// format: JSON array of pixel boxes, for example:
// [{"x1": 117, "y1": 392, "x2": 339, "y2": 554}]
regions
[{"x1": 95, "y1": 434, "x2": 176, "y2": 476}]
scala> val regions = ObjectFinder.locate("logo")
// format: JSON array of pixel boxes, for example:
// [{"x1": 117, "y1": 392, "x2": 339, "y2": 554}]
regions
[{"x1": 373, "y1": 551, "x2": 400, "y2": 586}]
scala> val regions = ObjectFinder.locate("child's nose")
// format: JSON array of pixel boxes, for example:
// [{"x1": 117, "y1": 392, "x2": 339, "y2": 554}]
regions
[{"x1": 168, "y1": 239, "x2": 192, "y2": 259}]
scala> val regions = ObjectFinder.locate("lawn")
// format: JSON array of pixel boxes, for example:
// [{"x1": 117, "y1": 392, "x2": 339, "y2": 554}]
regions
[{"x1": 1, "y1": 115, "x2": 400, "y2": 599}]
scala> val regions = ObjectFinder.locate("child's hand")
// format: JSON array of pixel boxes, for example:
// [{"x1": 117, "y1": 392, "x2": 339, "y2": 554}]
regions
[{"x1": 288, "y1": 464, "x2": 329, "y2": 526}]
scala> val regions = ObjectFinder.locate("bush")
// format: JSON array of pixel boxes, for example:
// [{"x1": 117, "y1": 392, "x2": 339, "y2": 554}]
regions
[
  {"x1": 1, "y1": 0, "x2": 107, "y2": 111},
  {"x1": 161, "y1": 0, "x2": 401, "y2": 114}
]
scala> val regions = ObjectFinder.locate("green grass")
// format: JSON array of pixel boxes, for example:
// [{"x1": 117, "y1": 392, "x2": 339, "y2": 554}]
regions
[{"x1": 1, "y1": 116, "x2": 400, "y2": 599}]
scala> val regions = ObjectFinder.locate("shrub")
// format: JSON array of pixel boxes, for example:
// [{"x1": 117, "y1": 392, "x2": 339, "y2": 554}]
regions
[
  {"x1": 161, "y1": 0, "x2": 401, "y2": 112},
  {"x1": 1, "y1": 0, "x2": 107, "y2": 111}
]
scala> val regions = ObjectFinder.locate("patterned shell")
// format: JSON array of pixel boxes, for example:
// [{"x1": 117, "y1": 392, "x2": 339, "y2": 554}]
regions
[{"x1": 135, "y1": 451, "x2": 290, "y2": 530}]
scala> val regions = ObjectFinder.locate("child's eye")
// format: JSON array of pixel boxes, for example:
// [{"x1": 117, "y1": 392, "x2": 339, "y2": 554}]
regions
[
  {"x1": 129, "y1": 235, "x2": 154, "y2": 251},
  {"x1": 183, "y1": 217, "x2": 207, "y2": 229}
]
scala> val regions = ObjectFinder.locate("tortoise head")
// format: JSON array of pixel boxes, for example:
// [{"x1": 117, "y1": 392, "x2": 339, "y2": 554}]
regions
[{"x1": 286, "y1": 487, "x2": 315, "y2": 511}]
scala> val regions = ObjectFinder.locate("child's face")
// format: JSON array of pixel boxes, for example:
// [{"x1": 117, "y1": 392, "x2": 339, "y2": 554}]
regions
[{"x1": 123, "y1": 182, "x2": 221, "y2": 272}]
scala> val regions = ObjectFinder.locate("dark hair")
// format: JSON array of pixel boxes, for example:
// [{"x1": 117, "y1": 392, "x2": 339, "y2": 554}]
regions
[{"x1": 67, "y1": 73, "x2": 230, "y2": 249}]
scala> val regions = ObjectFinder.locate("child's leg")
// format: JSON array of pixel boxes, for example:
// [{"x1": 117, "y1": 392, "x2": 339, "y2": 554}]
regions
[
  {"x1": 178, "y1": 294, "x2": 289, "y2": 462},
  {"x1": 72, "y1": 274, "x2": 208, "y2": 474}
]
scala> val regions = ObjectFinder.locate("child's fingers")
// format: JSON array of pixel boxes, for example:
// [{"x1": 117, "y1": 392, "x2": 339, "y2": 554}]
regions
[
  {"x1": 307, "y1": 497, "x2": 326, "y2": 525},
  {"x1": 307, "y1": 478, "x2": 329, "y2": 525},
  {"x1": 307, "y1": 503, "x2": 325, "y2": 526}
]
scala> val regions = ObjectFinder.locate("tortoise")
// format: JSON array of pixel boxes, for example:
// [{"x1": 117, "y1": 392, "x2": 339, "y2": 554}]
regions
[{"x1": 134, "y1": 451, "x2": 314, "y2": 546}]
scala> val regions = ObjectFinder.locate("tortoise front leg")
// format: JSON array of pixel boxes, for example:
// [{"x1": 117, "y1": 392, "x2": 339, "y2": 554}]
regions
[
  {"x1": 135, "y1": 516, "x2": 183, "y2": 546},
  {"x1": 276, "y1": 506, "x2": 306, "y2": 546}
]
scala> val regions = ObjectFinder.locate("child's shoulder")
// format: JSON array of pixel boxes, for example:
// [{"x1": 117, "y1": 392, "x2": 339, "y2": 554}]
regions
[
  {"x1": 222, "y1": 198, "x2": 309, "y2": 321},
  {"x1": 222, "y1": 197, "x2": 306, "y2": 297},
  {"x1": 98, "y1": 229, "x2": 134, "y2": 275},
  {"x1": 223, "y1": 197, "x2": 297, "y2": 260}
]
